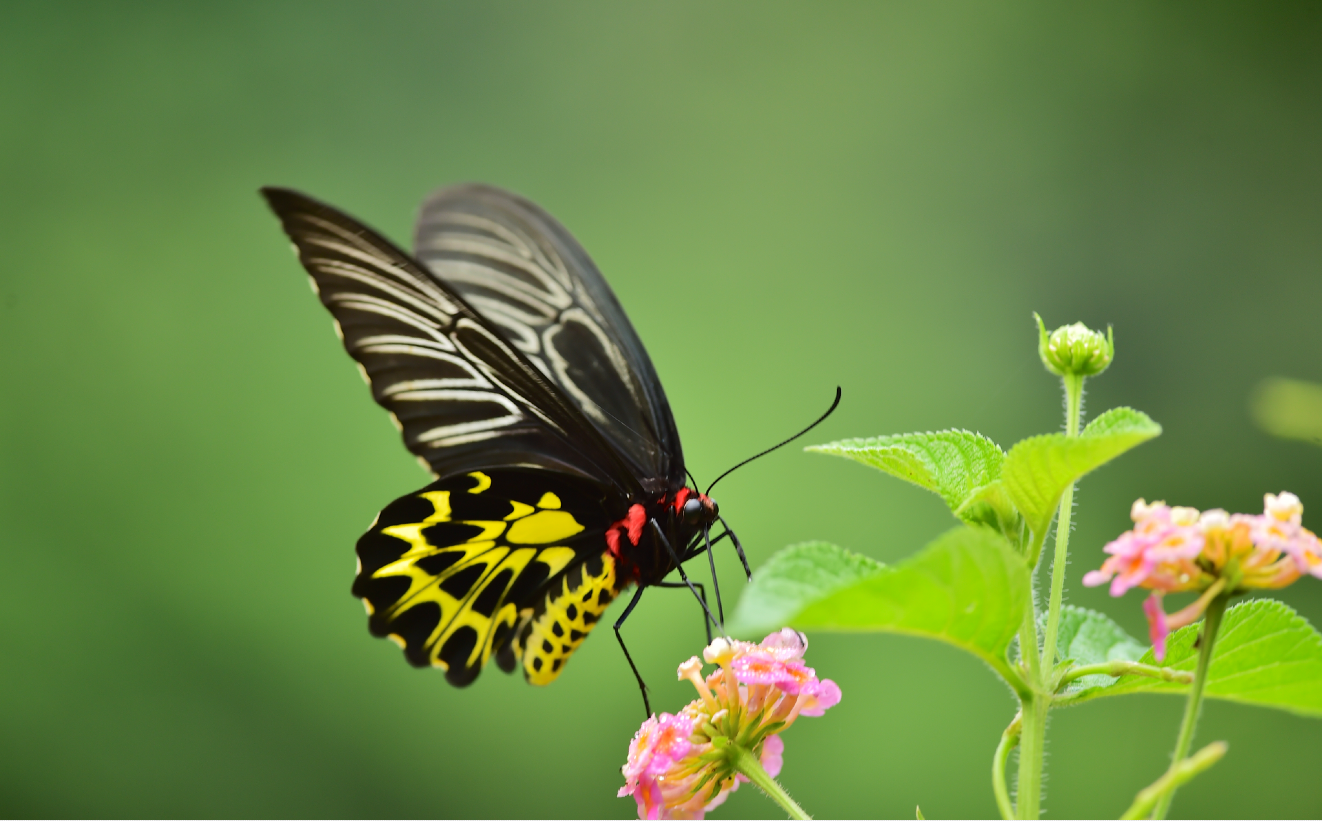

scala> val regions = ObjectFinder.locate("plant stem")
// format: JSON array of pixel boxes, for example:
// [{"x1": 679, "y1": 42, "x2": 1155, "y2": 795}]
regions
[
  {"x1": 1152, "y1": 594, "x2": 1229, "y2": 820},
  {"x1": 1015, "y1": 371, "x2": 1085, "y2": 820},
  {"x1": 993, "y1": 712, "x2": 1022, "y2": 820},
  {"x1": 1015, "y1": 695, "x2": 1048, "y2": 819},
  {"x1": 1059, "y1": 660, "x2": 1193, "y2": 687},
  {"x1": 729, "y1": 743, "x2": 811, "y2": 820},
  {"x1": 1040, "y1": 372, "x2": 1084, "y2": 672},
  {"x1": 1121, "y1": 742, "x2": 1227, "y2": 820}
]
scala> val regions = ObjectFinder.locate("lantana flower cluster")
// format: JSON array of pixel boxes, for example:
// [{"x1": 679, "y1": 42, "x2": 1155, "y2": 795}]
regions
[
  {"x1": 1084, "y1": 492, "x2": 1322, "y2": 658},
  {"x1": 618, "y1": 629, "x2": 841, "y2": 820}
]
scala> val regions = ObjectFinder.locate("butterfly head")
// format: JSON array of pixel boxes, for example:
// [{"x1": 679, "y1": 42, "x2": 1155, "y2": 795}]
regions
[
  {"x1": 672, "y1": 487, "x2": 719, "y2": 528},
  {"x1": 682, "y1": 493, "x2": 719, "y2": 527}
]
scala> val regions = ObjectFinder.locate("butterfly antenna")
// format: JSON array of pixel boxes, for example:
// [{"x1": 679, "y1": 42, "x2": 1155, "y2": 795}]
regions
[
  {"x1": 685, "y1": 467, "x2": 702, "y2": 492},
  {"x1": 706, "y1": 386, "x2": 841, "y2": 496}
]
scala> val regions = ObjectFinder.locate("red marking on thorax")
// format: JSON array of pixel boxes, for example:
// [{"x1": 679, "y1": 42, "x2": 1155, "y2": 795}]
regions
[
  {"x1": 606, "y1": 503, "x2": 647, "y2": 559},
  {"x1": 605, "y1": 489, "x2": 711, "y2": 562}
]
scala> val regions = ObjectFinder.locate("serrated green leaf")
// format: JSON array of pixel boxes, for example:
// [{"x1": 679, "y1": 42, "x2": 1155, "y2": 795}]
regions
[
  {"x1": 1003, "y1": 407, "x2": 1161, "y2": 537},
  {"x1": 724, "y1": 541, "x2": 887, "y2": 638},
  {"x1": 729, "y1": 527, "x2": 1031, "y2": 691},
  {"x1": 807, "y1": 431, "x2": 1013, "y2": 529},
  {"x1": 1051, "y1": 605, "x2": 1146, "y2": 691},
  {"x1": 1067, "y1": 599, "x2": 1322, "y2": 717}
]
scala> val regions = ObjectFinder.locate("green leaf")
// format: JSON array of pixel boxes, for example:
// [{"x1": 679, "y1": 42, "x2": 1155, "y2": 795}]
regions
[
  {"x1": 956, "y1": 480, "x2": 1022, "y2": 539},
  {"x1": 1002, "y1": 407, "x2": 1161, "y2": 537},
  {"x1": 1067, "y1": 599, "x2": 1322, "y2": 717},
  {"x1": 724, "y1": 541, "x2": 888, "y2": 639},
  {"x1": 1250, "y1": 376, "x2": 1322, "y2": 446},
  {"x1": 807, "y1": 431, "x2": 1017, "y2": 533},
  {"x1": 729, "y1": 527, "x2": 1031, "y2": 691},
  {"x1": 1051, "y1": 605, "x2": 1146, "y2": 691}
]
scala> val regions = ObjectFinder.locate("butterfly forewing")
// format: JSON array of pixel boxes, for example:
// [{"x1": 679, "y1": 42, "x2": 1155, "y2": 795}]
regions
[
  {"x1": 354, "y1": 469, "x2": 619, "y2": 686},
  {"x1": 261, "y1": 187, "x2": 641, "y2": 493},
  {"x1": 414, "y1": 185, "x2": 684, "y2": 493}
]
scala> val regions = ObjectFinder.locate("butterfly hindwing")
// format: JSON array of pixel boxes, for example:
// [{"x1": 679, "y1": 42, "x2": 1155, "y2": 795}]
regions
[
  {"x1": 353, "y1": 468, "x2": 619, "y2": 686},
  {"x1": 501, "y1": 549, "x2": 620, "y2": 685}
]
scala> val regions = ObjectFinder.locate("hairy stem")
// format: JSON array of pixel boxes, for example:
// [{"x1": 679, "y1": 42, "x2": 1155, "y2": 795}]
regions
[
  {"x1": 1122, "y1": 742, "x2": 1227, "y2": 820},
  {"x1": 993, "y1": 712, "x2": 1022, "y2": 820},
  {"x1": 729, "y1": 743, "x2": 810, "y2": 820},
  {"x1": 1058, "y1": 660, "x2": 1193, "y2": 688},
  {"x1": 1040, "y1": 372, "x2": 1084, "y2": 672},
  {"x1": 1015, "y1": 695, "x2": 1048, "y2": 819},
  {"x1": 1152, "y1": 594, "x2": 1229, "y2": 820}
]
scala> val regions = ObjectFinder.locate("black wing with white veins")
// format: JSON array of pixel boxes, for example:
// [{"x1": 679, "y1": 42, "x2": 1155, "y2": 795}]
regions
[
  {"x1": 413, "y1": 184, "x2": 684, "y2": 494},
  {"x1": 261, "y1": 187, "x2": 641, "y2": 495}
]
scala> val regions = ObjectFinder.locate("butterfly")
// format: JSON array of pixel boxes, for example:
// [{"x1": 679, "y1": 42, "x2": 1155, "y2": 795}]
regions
[{"x1": 261, "y1": 184, "x2": 837, "y2": 713}]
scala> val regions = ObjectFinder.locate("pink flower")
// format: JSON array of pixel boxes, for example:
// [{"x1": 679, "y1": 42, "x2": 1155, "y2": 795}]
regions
[
  {"x1": 618, "y1": 712, "x2": 697, "y2": 819},
  {"x1": 1081, "y1": 500, "x2": 1209, "y2": 596},
  {"x1": 799, "y1": 678, "x2": 843, "y2": 717},
  {"x1": 617, "y1": 630, "x2": 841, "y2": 819},
  {"x1": 730, "y1": 652, "x2": 816, "y2": 695},
  {"x1": 1088, "y1": 493, "x2": 1322, "y2": 660}
]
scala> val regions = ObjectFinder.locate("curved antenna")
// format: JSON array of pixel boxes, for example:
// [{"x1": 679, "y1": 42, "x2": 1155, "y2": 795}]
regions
[
  {"x1": 705, "y1": 386, "x2": 841, "y2": 496},
  {"x1": 685, "y1": 467, "x2": 702, "y2": 493}
]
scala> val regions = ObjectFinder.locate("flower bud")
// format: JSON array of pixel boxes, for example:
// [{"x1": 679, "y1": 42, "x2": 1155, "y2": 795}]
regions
[{"x1": 1035, "y1": 313, "x2": 1114, "y2": 377}]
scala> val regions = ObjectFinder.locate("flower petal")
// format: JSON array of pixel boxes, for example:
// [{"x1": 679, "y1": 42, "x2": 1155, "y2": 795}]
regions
[
  {"x1": 799, "y1": 678, "x2": 842, "y2": 716},
  {"x1": 1143, "y1": 593, "x2": 1169, "y2": 662},
  {"x1": 761, "y1": 734, "x2": 785, "y2": 779}
]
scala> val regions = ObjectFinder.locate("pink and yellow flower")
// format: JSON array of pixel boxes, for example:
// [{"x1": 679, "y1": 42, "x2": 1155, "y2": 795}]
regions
[
  {"x1": 1085, "y1": 492, "x2": 1322, "y2": 659},
  {"x1": 618, "y1": 629, "x2": 841, "y2": 820}
]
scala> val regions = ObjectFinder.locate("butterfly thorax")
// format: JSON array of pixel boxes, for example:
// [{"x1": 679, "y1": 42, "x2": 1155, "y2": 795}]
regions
[{"x1": 606, "y1": 487, "x2": 719, "y2": 586}]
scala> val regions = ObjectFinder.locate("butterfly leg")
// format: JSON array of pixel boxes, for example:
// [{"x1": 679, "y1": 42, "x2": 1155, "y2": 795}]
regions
[
  {"x1": 614, "y1": 585, "x2": 652, "y2": 718},
  {"x1": 649, "y1": 519, "x2": 723, "y2": 636},
  {"x1": 717, "y1": 515, "x2": 753, "y2": 580},
  {"x1": 704, "y1": 525, "x2": 725, "y2": 626},
  {"x1": 653, "y1": 580, "x2": 713, "y2": 644},
  {"x1": 685, "y1": 530, "x2": 730, "y2": 558}
]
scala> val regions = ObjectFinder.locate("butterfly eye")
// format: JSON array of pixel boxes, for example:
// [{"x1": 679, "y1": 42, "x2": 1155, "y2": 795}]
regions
[{"x1": 682, "y1": 497, "x2": 705, "y2": 525}]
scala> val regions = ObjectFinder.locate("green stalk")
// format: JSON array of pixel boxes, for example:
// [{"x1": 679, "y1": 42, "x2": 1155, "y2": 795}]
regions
[
  {"x1": 1015, "y1": 695, "x2": 1048, "y2": 819},
  {"x1": 729, "y1": 743, "x2": 811, "y2": 820},
  {"x1": 992, "y1": 713, "x2": 1022, "y2": 820},
  {"x1": 1058, "y1": 660, "x2": 1192, "y2": 687},
  {"x1": 1152, "y1": 594, "x2": 1229, "y2": 820},
  {"x1": 1122, "y1": 742, "x2": 1227, "y2": 820},
  {"x1": 1016, "y1": 371, "x2": 1085, "y2": 819},
  {"x1": 1040, "y1": 371, "x2": 1083, "y2": 672}
]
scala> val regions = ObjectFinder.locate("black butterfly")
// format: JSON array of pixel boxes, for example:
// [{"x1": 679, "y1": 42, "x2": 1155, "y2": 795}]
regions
[{"x1": 261, "y1": 185, "x2": 836, "y2": 713}]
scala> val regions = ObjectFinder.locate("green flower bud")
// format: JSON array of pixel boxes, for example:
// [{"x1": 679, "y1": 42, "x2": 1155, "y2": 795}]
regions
[{"x1": 1035, "y1": 313, "x2": 1113, "y2": 377}]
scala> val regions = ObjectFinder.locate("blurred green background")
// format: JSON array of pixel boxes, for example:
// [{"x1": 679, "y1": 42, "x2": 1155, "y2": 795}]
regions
[{"x1": 3, "y1": 2, "x2": 1321, "y2": 817}]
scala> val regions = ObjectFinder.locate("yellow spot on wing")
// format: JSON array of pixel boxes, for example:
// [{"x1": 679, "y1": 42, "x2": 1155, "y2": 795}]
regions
[
  {"x1": 417, "y1": 491, "x2": 452, "y2": 521},
  {"x1": 388, "y1": 634, "x2": 406, "y2": 649},
  {"x1": 537, "y1": 546, "x2": 577, "y2": 576},
  {"x1": 505, "y1": 500, "x2": 535, "y2": 520},
  {"x1": 467, "y1": 472, "x2": 492, "y2": 494},
  {"x1": 506, "y1": 510, "x2": 584, "y2": 544},
  {"x1": 536, "y1": 492, "x2": 562, "y2": 509}
]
